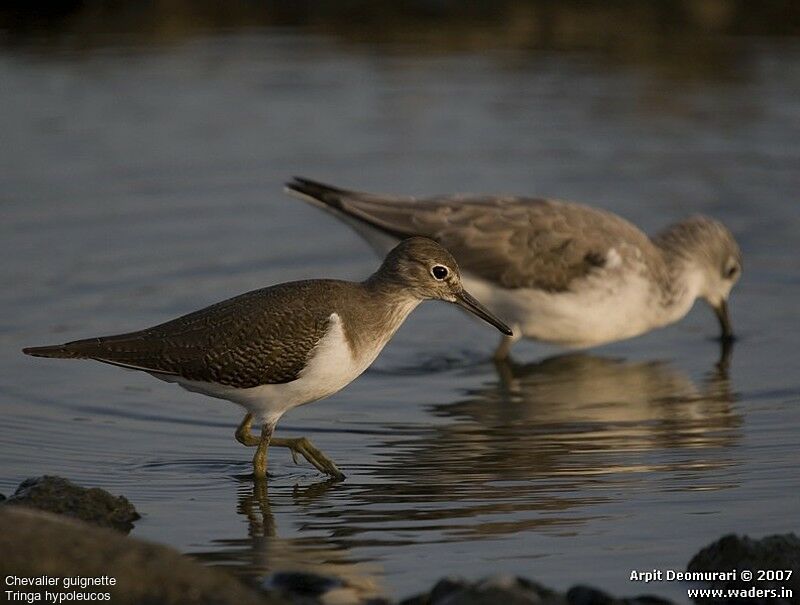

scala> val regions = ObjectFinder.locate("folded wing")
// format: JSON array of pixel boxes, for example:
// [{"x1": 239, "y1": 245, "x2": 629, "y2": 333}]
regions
[
  {"x1": 287, "y1": 177, "x2": 649, "y2": 292},
  {"x1": 23, "y1": 282, "x2": 335, "y2": 388}
]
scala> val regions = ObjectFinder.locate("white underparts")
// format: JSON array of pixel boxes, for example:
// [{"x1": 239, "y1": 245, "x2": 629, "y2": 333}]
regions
[{"x1": 462, "y1": 254, "x2": 700, "y2": 349}]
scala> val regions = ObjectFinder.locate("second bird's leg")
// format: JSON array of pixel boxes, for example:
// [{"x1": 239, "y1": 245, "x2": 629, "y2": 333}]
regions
[
  {"x1": 270, "y1": 436, "x2": 345, "y2": 480},
  {"x1": 493, "y1": 326, "x2": 521, "y2": 361}
]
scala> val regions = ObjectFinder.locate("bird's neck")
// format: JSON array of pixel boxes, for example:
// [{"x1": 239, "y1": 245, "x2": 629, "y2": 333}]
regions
[
  {"x1": 340, "y1": 278, "x2": 422, "y2": 361},
  {"x1": 651, "y1": 237, "x2": 705, "y2": 325},
  {"x1": 363, "y1": 278, "x2": 422, "y2": 329}
]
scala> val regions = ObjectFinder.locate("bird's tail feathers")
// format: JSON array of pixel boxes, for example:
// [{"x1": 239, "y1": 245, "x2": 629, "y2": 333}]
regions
[
  {"x1": 23, "y1": 344, "x2": 88, "y2": 359},
  {"x1": 284, "y1": 177, "x2": 350, "y2": 210},
  {"x1": 23, "y1": 334, "x2": 129, "y2": 360}
]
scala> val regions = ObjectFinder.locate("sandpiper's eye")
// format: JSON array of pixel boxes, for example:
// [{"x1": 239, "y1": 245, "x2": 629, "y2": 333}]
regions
[{"x1": 431, "y1": 265, "x2": 449, "y2": 280}]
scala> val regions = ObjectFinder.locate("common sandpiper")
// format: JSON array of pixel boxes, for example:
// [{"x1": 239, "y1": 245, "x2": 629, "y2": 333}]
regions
[
  {"x1": 286, "y1": 177, "x2": 742, "y2": 360},
  {"x1": 24, "y1": 237, "x2": 512, "y2": 480}
]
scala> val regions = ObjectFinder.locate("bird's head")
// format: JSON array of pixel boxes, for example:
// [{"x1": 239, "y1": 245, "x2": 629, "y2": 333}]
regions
[
  {"x1": 371, "y1": 237, "x2": 513, "y2": 336},
  {"x1": 658, "y1": 216, "x2": 742, "y2": 340}
]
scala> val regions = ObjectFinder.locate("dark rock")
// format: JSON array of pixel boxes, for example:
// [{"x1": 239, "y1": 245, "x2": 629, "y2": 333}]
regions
[
  {"x1": 687, "y1": 533, "x2": 800, "y2": 603},
  {"x1": 567, "y1": 585, "x2": 674, "y2": 604},
  {"x1": 399, "y1": 593, "x2": 430, "y2": 605},
  {"x1": 404, "y1": 574, "x2": 567, "y2": 605},
  {"x1": 0, "y1": 507, "x2": 284, "y2": 605},
  {"x1": 264, "y1": 569, "x2": 388, "y2": 604},
  {"x1": 268, "y1": 570, "x2": 342, "y2": 595},
  {"x1": 429, "y1": 577, "x2": 469, "y2": 602},
  {"x1": 567, "y1": 586, "x2": 616, "y2": 605},
  {"x1": 404, "y1": 578, "x2": 677, "y2": 605},
  {"x1": 4, "y1": 475, "x2": 140, "y2": 532}
]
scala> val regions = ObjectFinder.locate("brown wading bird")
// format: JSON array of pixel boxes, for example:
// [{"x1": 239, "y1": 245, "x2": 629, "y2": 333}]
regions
[
  {"x1": 23, "y1": 237, "x2": 511, "y2": 480},
  {"x1": 286, "y1": 177, "x2": 743, "y2": 359}
]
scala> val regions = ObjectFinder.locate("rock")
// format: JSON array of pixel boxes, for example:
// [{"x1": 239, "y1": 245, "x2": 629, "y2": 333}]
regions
[
  {"x1": 268, "y1": 571, "x2": 342, "y2": 596},
  {"x1": 567, "y1": 585, "x2": 674, "y2": 604},
  {"x1": 4, "y1": 475, "x2": 140, "y2": 532},
  {"x1": 567, "y1": 586, "x2": 616, "y2": 605},
  {"x1": 401, "y1": 574, "x2": 567, "y2": 605},
  {"x1": 687, "y1": 533, "x2": 800, "y2": 603},
  {"x1": 429, "y1": 578, "x2": 472, "y2": 603},
  {"x1": 402, "y1": 577, "x2": 678, "y2": 605},
  {"x1": 264, "y1": 570, "x2": 391, "y2": 604},
  {"x1": 0, "y1": 507, "x2": 284, "y2": 605}
]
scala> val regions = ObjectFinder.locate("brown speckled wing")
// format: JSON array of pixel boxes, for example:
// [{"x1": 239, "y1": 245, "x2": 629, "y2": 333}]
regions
[
  {"x1": 40, "y1": 281, "x2": 338, "y2": 387},
  {"x1": 305, "y1": 183, "x2": 647, "y2": 292}
]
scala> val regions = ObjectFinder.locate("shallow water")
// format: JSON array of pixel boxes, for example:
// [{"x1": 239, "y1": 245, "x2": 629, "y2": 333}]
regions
[{"x1": 1, "y1": 23, "x2": 800, "y2": 602}]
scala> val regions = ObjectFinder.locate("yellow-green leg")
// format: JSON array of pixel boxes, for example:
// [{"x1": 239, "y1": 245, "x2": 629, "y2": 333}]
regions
[
  {"x1": 235, "y1": 413, "x2": 260, "y2": 446},
  {"x1": 235, "y1": 413, "x2": 273, "y2": 479},
  {"x1": 270, "y1": 436, "x2": 345, "y2": 480},
  {"x1": 252, "y1": 422, "x2": 272, "y2": 480},
  {"x1": 234, "y1": 413, "x2": 345, "y2": 480}
]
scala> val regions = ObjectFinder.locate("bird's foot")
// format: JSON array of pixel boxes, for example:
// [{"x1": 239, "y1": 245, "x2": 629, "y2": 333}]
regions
[{"x1": 271, "y1": 436, "x2": 345, "y2": 480}]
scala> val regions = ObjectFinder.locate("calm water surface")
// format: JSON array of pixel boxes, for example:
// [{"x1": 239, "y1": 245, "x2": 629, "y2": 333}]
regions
[{"x1": 1, "y1": 30, "x2": 799, "y2": 601}]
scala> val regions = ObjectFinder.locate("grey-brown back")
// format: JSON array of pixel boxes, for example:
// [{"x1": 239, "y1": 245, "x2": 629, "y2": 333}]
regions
[
  {"x1": 287, "y1": 177, "x2": 660, "y2": 292},
  {"x1": 23, "y1": 280, "x2": 358, "y2": 388}
]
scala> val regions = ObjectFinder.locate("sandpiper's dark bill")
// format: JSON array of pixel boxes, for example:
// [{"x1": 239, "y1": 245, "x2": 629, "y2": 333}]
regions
[
  {"x1": 286, "y1": 177, "x2": 742, "y2": 359},
  {"x1": 23, "y1": 237, "x2": 506, "y2": 481},
  {"x1": 714, "y1": 299, "x2": 734, "y2": 340},
  {"x1": 455, "y1": 290, "x2": 513, "y2": 336}
]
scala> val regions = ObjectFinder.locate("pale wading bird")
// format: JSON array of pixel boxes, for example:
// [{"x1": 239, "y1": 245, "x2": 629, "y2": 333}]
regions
[
  {"x1": 286, "y1": 178, "x2": 742, "y2": 360},
  {"x1": 23, "y1": 237, "x2": 511, "y2": 480}
]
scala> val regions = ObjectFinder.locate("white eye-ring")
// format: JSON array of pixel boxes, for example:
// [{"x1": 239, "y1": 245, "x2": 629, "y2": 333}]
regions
[{"x1": 431, "y1": 265, "x2": 449, "y2": 280}]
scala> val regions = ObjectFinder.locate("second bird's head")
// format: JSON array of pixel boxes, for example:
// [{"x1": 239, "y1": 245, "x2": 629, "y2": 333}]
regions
[
  {"x1": 372, "y1": 237, "x2": 513, "y2": 336},
  {"x1": 698, "y1": 231, "x2": 742, "y2": 342},
  {"x1": 659, "y1": 215, "x2": 742, "y2": 341}
]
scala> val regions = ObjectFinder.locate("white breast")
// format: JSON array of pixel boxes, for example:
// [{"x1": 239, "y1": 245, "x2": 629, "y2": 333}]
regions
[
  {"x1": 463, "y1": 259, "x2": 693, "y2": 348},
  {"x1": 293, "y1": 312, "x2": 373, "y2": 402}
]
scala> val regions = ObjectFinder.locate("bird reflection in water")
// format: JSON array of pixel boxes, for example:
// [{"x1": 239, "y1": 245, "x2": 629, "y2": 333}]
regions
[
  {"x1": 412, "y1": 346, "x2": 740, "y2": 483},
  {"x1": 193, "y1": 346, "x2": 741, "y2": 570},
  {"x1": 192, "y1": 478, "x2": 385, "y2": 600},
  {"x1": 310, "y1": 345, "x2": 743, "y2": 541}
]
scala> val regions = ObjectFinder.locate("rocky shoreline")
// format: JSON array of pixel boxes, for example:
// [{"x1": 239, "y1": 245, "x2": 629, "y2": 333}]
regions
[{"x1": 1, "y1": 477, "x2": 797, "y2": 605}]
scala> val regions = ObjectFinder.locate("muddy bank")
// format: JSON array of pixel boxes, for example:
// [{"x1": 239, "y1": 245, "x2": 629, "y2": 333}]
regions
[{"x1": 0, "y1": 507, "x2": 284, "y2": 605}]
